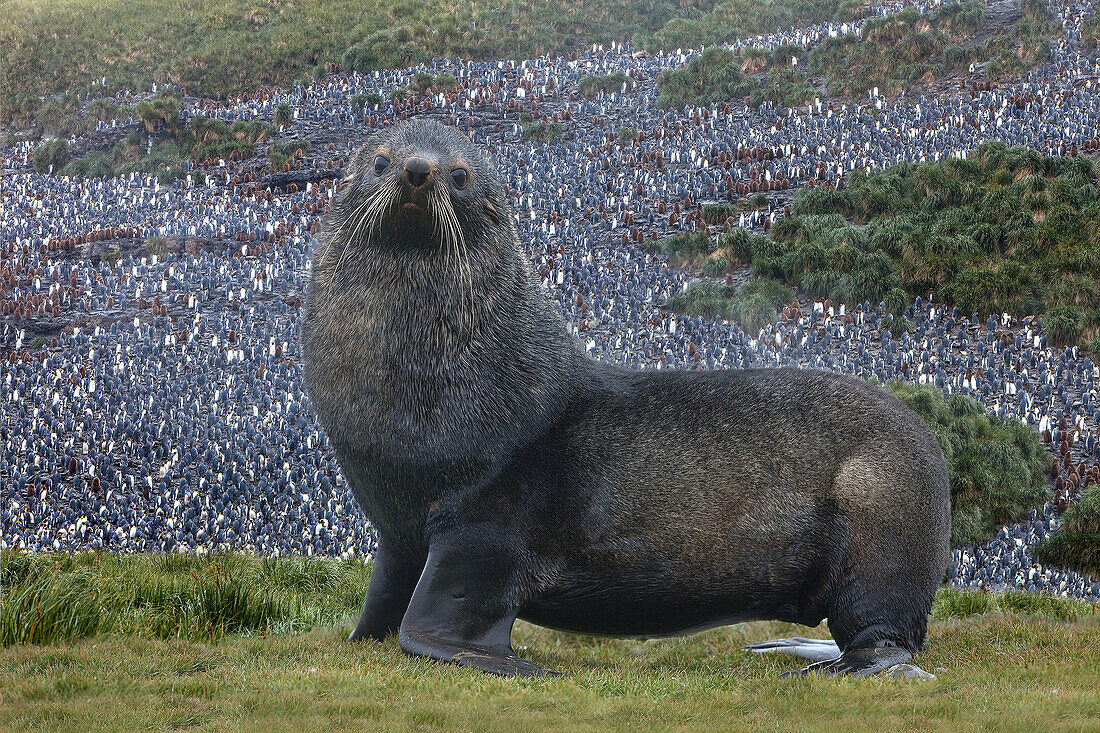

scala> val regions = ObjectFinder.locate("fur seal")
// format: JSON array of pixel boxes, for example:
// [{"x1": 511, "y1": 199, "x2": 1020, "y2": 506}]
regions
[{"x1": 301, "y1": 118, "x2": 952, "y2": 679}]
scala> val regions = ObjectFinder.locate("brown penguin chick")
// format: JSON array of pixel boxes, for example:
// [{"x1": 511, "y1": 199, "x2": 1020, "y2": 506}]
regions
[{"x1": 301, "y1": 119, "x2": 950, "y2": 681}]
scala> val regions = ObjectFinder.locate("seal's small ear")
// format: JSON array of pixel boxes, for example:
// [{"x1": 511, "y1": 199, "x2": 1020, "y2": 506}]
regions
[{"x1": 484, "y1": 200, "x2": 500, "y2": 224}]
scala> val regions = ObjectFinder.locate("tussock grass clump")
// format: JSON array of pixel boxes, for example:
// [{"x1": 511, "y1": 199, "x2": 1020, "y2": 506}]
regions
[
  {"x1": 647, "y1": 231, "x2": 716, "y2": 265},
  {"x1": 657, "y1": 48, "x2": 756, "y2": 109},
  {"x1": 665, "y1": 277, "x2": 794, "y2": 332},
  {"x1": 886, "y1": 382, "x2": 1050, "y2": 547},
  {"x1": 0, "y1": 552, "x2": 370, "y2": 646},
  {"x1": 1085, "y1": 13, "x2": 1100, "y2": 47},
  {"x1": 521, "y1": 122, "x2": 563, "y2": 142},
  {"x1": 60, "y1": 102, "x2": 274, "y2": 181},
  {"x1": 1034, "y1": 485, "x2": 1100, "y2": 577},
  {"x1": 31, "y1": 140, "x2": 69, "y2": 174},
  {"x1": 761, "y1": 213, "x2": 901, "y2": 305},
  {"x1": 578, "y1": 72, "x2": 634, "y2": 98}
]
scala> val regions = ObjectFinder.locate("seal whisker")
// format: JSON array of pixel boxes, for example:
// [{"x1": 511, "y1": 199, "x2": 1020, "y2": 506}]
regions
[
  {"x1": 433, "y1": 186, "x2": 471, "y2": 295},
  {"x1": 329, "y1": 177, "x2": 401, "y2": 287}
]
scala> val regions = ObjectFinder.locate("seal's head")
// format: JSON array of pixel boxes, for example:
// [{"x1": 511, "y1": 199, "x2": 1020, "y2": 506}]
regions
[{"x1": 332, "y1": 119, "x2": 508, "y2": 259}]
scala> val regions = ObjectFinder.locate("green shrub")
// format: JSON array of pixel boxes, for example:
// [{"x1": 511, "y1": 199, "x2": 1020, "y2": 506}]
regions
[
  {"x1": 701, "y1": 203, "x2": 738, "y2": 222},
  {"x1": 886, "y1": 382, "x2": 1050, "y2": 547},
  {"x1": 1042, "y1": 306, "x2": 1082, "y2": 346},
  {"x1": 665, "y1": 277, "x2": 793, "y2": 332},
  {"x1": 410, "y1": 72, "x2": 435, "y2": 93},
  {"x1": 649, "y1": 231, "x2": 715, "y2": 260},
  {"x1": 656, "y1": 47, "x2": 754, "y2": 108},
  {"x1": 32, "y1": 139, "x2": 70, "y2": 173},
  {"x1": 665, "y1": 281, "x2": 738, "y2": 319},
  {"x1": 1084, "y1": 14, "x2": 1100, "y2": 47},
  {"x1": 521, "y1": 122, "x2": 562, "y2": 142},
  {"x1": 884, "y1": 287, "x2": 909, "y2": 318},
  {"x1": 722, "y1": 227, "x2": 769, "y2": 266},
  {"x1": 579, "y1": 72, "x2": 633, "y2": 98},
  {"x1": 1033, "y1": 485, "x2": 1100, "y2": 577},
  {"x1": 887, "y1": 315, "x2": 913, "y2": 337},
  {"x1": 734, "y1": 146, "x2": 1100, "y2": 343},
  {"x1": 701, "y1": 255, "x2": 731, "y2": 277}
]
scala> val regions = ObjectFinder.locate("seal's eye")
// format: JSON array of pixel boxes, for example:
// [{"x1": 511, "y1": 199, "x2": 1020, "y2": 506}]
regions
[
  {"x1": 450, "y1": 167, "x2": 468, "y2": 189},
  {"x1": 373, "y1": 155, "x2": 390, "y2": 176}
]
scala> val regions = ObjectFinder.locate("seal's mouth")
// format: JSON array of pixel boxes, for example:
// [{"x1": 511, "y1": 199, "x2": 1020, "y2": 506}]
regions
[{"x1": 402, "y1": 201, "x2": 423, "y2": 212}]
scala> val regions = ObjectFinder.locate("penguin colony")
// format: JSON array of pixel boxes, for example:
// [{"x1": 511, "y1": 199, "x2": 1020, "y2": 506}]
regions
[{"x1": 3, "y1": 0, "x2": 1100, "y2": 601}]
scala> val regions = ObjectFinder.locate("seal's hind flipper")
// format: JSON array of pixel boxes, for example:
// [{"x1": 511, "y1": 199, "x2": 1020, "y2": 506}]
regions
[
  {"x1": 778, "y1": 644, "x2": 915, "y2": 678},
  {"x1": 742, "y1": 637, "x2": 842, "y2": 662}
]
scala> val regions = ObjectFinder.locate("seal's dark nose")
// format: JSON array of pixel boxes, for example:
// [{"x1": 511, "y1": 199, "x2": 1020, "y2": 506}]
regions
[{"x1": 405, "y1": 157, "x2": 432, "y2": 188}]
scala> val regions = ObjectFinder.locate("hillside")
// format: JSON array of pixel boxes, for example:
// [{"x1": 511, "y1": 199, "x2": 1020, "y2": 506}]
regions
[
  {"x1": 0, "y1": 0, "x2": 863, "y2": 131},
  {"x1": 656, "y1": 0, "x2": 1061, "y2": 109}
]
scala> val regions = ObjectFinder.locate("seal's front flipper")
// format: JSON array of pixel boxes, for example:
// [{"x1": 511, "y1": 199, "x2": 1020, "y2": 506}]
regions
[
  {"x1": 398, "y1": 534, "x2": 558, "y2": 678},
  {"x1": 778, "y1": 644, "x2": 915, "y2": 678},
  {"x1": 742, "y1": 637, "x2": 842, "y2": 662},
  {"x1": 348, "y1": 538, "x2": 424, "y2": 642},
  {"x1": 399, "y1": 628, "x2": 556, "y2": 677}
]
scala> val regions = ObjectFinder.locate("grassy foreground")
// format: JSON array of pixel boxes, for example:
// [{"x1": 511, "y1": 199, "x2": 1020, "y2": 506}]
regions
[{"x1": 2, "y1": 553, "x2": 1100, "y2": 730}]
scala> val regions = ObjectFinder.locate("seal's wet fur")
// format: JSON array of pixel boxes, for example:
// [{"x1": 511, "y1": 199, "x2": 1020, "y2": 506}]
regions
[{"x1": 302, "y1": 119, "x2": 951, "y2": 678}]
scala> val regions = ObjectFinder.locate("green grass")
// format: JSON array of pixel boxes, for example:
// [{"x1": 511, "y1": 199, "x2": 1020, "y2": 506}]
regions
[
  {"x1": 0, "y1": 551, "x2": 371, "y2": 646},
  {"x1": 521, "y1": 121, "x2": 563, "y2": 142},
  {"x1": 1, "y1": 553, "x2": 1099, "y2": 731},
  {"x1": 578, "y1": 73, "x2": 635, "y2": 99},
  {"x1": 646, "y1": 231, "x2": 717, "y2": 264}
]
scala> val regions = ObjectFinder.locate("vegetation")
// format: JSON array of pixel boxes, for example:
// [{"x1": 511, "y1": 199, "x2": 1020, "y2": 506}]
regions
[
  {"x1": 31, "y1": 139, "x2": 70, "y2": 174},
  {"x1": 59, "y1": 95, "x2": 273, "y2": 181},
  {"x1": 647, "y1": 230, "x2": 716, "y2": 263},
  {"x1": 0, "y1": 551, "x2": 370, "y2": 646},
  {"x1": 0, "y1": 0, "x2": 873, "y2": 132},
  {"x1": 714, "y1": 144, "x2": 1100, "y2": 346},
  {"x1": 521, "y1": 121, "x2": 563, "y2": 142},
  {"x1": 665, "y1": 278, "x2": 795, "y2": 333},
  {"x1": 1035, "y1": 485, "x2": 1100, "y2": 577},
  {"x1": 657, "y1": 47, "x2": 757, "y2": 109},
  {"x1": 1084, "y1": 13, "x2": 1100, "y2": 48},
  {"x1": 885, "y1": 382, "x2": 1049, "y2": 547},
  {"x1": 656, "y1": 2, "x2": 1058, "y2": 109},
  {"x1": 578, "y1": 72, "x2": 635, "y2": 99},
  {"x1": 809, "y1": 1, "x2": 1055, "y2": 98},
  {"x1": 268, "y1": 140, "x2": 312, "y2": 171},
  {"x1": 2, "y1": 552, "x2": 1099, "y2": 730},
  {"x1": 407, "y1": 72, "x2": 458, "y2": 95}
]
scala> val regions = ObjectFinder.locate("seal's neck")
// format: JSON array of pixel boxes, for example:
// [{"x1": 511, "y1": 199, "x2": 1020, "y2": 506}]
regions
[{"x1": 303, "y1": 229, "x2": 579, "y2": 463}]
